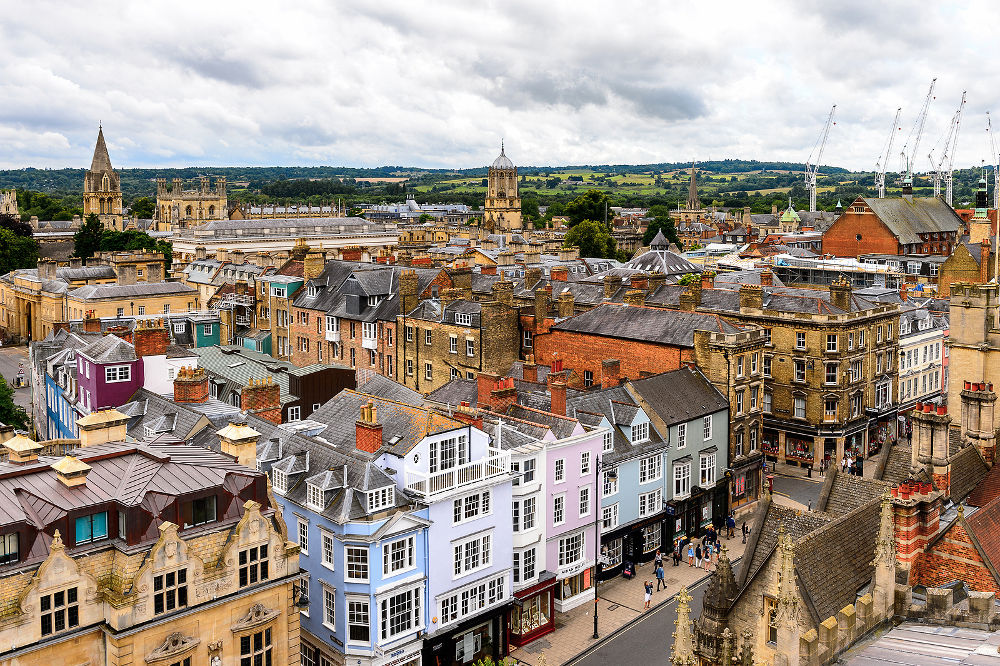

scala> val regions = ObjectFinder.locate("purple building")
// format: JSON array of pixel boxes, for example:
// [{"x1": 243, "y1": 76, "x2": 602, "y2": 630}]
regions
[{"x1": 76, "y1": 335, "x2": 143, "y2": 414}]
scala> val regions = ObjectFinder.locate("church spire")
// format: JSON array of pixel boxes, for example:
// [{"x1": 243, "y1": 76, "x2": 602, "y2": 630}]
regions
[
  {"x1": 90, "y1": 125, "x2": 113, "y2": 173},
  {"x1": 671, "y1": 587, "x2": 697, "y2": 665},
  {"x1": 686, "y1": 163, "x2": 700, "y2": 210}
]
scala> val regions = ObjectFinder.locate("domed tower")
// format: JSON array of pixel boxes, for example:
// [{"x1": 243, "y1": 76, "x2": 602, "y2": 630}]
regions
[
  {"x1": 482, "y1": 142, "x2": 522, "y2": 233},
  {"x1": 83, "y1": 126, "x2": 123, "y2": 230}
]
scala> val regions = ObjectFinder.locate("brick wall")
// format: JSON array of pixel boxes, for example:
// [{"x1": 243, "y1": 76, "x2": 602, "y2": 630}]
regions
[
  {"x1": 243, "y1": 378, "x2": 282, "y2": 424},
  {"x1": 912, "y1": 522, "x2": 999, "y2": 594},
  {"x1": 822, "y1": 210, "x2": 900, "y2": 257},
  {"x1": 532, "y1": 329, "x2": 690, "y2": 383}
]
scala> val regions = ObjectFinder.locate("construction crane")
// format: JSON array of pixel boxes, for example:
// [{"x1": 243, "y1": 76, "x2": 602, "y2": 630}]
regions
[
  {"x1": 875, "y1": 107, "x2": 902, "y2": 198},
  {"x1": 928, "y1": 91, "x2": 967, "y2": 205},
  {"x1": 805, "y1": 104, "x2": 836, "y2": 212},
  {"x1": 899, "y1": 78, "x2": 937, "y2": 186}
]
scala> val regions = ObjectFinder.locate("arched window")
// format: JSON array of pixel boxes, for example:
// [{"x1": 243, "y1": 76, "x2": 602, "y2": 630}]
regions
[
  {"x1": 208, "y1": 205, "x2": 215, "y2": 217},
  {"x1": 185, "y1": 205, "x2": 193, "y2": 217},
  {"x1": 102, "y1": 174, "x2": 110, "y2": 191},
  {"x1": 99, "y1": 198, "x2": 106, "y2": 214}
]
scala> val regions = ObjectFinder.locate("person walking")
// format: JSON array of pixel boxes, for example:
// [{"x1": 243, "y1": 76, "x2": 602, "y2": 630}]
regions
[
  {"x1": 687, "y1": 541, "x2": 695, "y2": 566},
  {"x1": 695, "y1": 544, "x2": 702, "y2": 569},
  {"x1": 841, "y1": 455, "x2": 848, "y2": 472},
  {"x1": 673, "y1": 539, "x2": 681, "y2": 566},
  {"x1": 727, "y1": 513, "x2": 736, "y2": 539},
  {"x1": 656, "y1": 563, "x2": 666, "y2": 591},
  {"x1": 644, "y1": 580, "x2": 653, "y2": 610},
  {"x1": 654, "y1": 549, "x2": 663, "y2": 570},
  {"x1": 742, "y1": 521, "x2": 749, "y2": 544}
]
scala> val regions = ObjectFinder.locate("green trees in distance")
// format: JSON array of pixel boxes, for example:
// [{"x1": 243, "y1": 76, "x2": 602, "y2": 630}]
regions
[
  {"x1": 564, "y1": 219, "x2": 618, "y2": 259},
  {"x1": 0, "y1": 228, "x2": 39, "y2": 276},
  {"x1": 0, "y1": 373, "x2": 29, "y2": 431},
  {"x1": 73, "y1": 213, "x2": 173, "y2": 266},
  {"x1": 16, "y1": 190, "x2": 81, "y2": 221},
  {"x1": 643, "y1": 205, "x2": 681, "y2": 246},
  {"x1": 521, "y1": 197, "x2": 540, "y2": 223},
  {"x1": 129, "y1": 196, "x2": 155, "y2": 219},
  {"x1": 564, "y1": 189, "x2": 613, "y2": 226}
]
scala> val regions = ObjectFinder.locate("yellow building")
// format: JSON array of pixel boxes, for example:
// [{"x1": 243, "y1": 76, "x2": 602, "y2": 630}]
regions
[
  {"x1": 481, "y1": 144, "x2": 522, "y2": 233},
  {"x1": 83, "y1": 126, "x2": 124, "y2": 230},
  {"x1": 0, "y1": 416, "x2": 301, "y2": 666},
  {"x1": 156, "y1": 176, "x2": 228, "y2": 230}
]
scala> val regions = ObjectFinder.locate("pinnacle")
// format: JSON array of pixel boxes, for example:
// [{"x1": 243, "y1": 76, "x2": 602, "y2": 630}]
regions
[{"x1": 90, "y1": 125, "x2": 114, "y2": 173}]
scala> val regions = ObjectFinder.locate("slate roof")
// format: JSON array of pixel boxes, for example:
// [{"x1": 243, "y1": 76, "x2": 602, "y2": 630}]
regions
[
  {"x1": 947, "y1": 444, "x2": 990, "y2": 503},
  {"x1": 506, "y1": 404, "x2": 578, "y2": 439},
  {"x1": 566, "y1": 385, "x2": 667, "y2": 465},
  {"x1": 861, "y1": 197, "x2": 962, "y2": 245},
  {"x1": 356, "y1": 374, "x2": 424, "y2": 406},
  {"x1": 68, "y1": 282, "x2": 196, "y2": 300},
  {"x1": 627, "y1": 367, "x2": 728, "y2": 426},
  {"x1": 713, "y1": 270, "x2": 786, "y2": 287},
  {"x1": 78, "y1": 334, "x2": 136, "y2": 363},
  {"x1": 736, "y1": 497, "x2": 831, "y2": 589},
  {"x1": 815, "y1": 469, "x2": 889, "y2": 517},
  {"x1": 553, "y1": 304, "x2": 738, "y2": 346},
  {"x1": 192, "y1": 346, "x2": 301, "y2": 406},
  {"x1": 425, "y1": 378, "x2": 478, "y2": 407},
  {"x1": 621, "y1": 247, "x2": 701, "y2": 276},
  {"x1": 965, "y1": 462, "x2": 1000, "y2": 508},
  {"x1": 122, "y1": 388, "x2": 241, "y2": 440}
]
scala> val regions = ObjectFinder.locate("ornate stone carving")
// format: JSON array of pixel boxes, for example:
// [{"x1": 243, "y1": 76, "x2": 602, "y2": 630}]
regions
[
  {"x1": 230, "y1": 602, "x2": 279, "y2": 632},
  {"x1": 145, "y1": 632, "x2": 200, "y2": 663}
]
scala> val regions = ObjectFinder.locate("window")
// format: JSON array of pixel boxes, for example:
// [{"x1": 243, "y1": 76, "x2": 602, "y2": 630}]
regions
[
  {"x1": 348, "y1": 599, "x2": 370, "y2": 642},
  {"x1": 321, "y1": 532, "x2": 334, "y2": 568},
  {"x1": 163, "y1": 304, "x2": 170, "y2": 314},
  {"x1": 342, "y1": 545, "x2": 369, "y2": 582},
  {"x1": 512, "y1": 497, "x2": 537, "y2": 531},
  {"x1": 642, "y1": 523, "x2": 661, "y2": 553},
  {"x1": 826, "y1": 334, "x2": 838, "y2": 352},
  {"x1": 603, "y1": 469, "x2": 619, "y2": 497},
  {"x1": 736, "y1": 390, "x2": 744, "y2": 415},
  {"x1": 554, "y1": 458, "x2": 565, "y2": 482},
  {"x1": 579, "y1": 487, "x2": 590, "y2": 517},
  {"x1": 794, "y1": 396, "x2": 806, "y2": 419},
  {"x1": 271, "y1": 468, "x2": 288, "y2": 494},
  {"x1": 466, "y1": 339, "x2": 475, "y2": 357},
  {"x1": 639, "y1": 454, "x2": 662, "y2": 483},
  {"x1": 105, "y1": 364, "x2": 132, "y2": 383},
  {"x1": 603, "y1": 429, "x2": 614, "y2": 453},
  {"x1": 153, "y1": 568, "x2": 188, "y2": 614},
  {"x1": 438, "y1": 575, "x2": 504, "y2": 627},
  {"x1": 736, "y1": 356, "x2": 744, "y2": 377},
  {"x1": 429, "y1": 435, "x2": 469, "y2": 473},
  {"x1": 851, "y1": 393, "x2": 863, "y2": 417},
  {"x1": 287, "y1": 405, "x2": 301, "y2": 422},
  {"x1": 0, "y1": 532, "x2": 18, "y2": 565},
  {"x1": 764, "y1": 327, "x2": 772, "y2": 345},
  {"x1": 523, "y1": 330, "x2": 533, "y2": 348},
  {"x1": 453, "y1": 533, "x2": 492, "y2": 576},
  {"x1": 75, "y1": 511, "x2": 108, "y2": 544},
  {"x1": 734, "y1": 430, "x2": 744, "y2": 457},
  {"x1": 449, "y1": 335, "x2": 458, "y2": 354},
  {"x1": 425, "y1": 329, "x2": 432, "y2": 345},
  {"x1": 877, "y1": 325, "x2": 883, "y2": 343},
  {"x1": 239, "y1": 544, "x2": 268, "y2": 587},
  {"x1": 323, "y1": 586, "x2": 336, "y2": 627},
  {"x1": 765, "y1": 597, "x2": 778, "y2": 644},
  {"x1": 859, "y1": 330, "x2": 865, "y2": 347},
  {"x1": 825, "y1": 363, "x2": 837, "y2": 384},
  {"x1": 638, "y1": 488, "x2": 662, "y2": 516},
  {"x1": 405, "y1": 325, "x2": 414, "y2": 342},
  {"x1": 406, "y1": 359, "x2": 414, "y2": 376},
  {"x1": 40, "y1": 587, "x2": 78, "y2": 636},
  {"x1": 424, "y1": 362, "x2": 433, "y2": 381},
  {"x1": 875, "y1": 382, "x2": 891, "y2": 408},
  {"x1": 750, "y1": 387, "x2": 758, "y2": 410},
  {"x1": 137, "y1": 305, "x2": 146, "y2": 315},
  {"x1": 677, "y1": 422, "x2": 686, "y2": 448},
  {"x1": 521, "y1": 458, "x2": 536, "y2": 483},
  {"x1": 605, "y1": 538, "x2": 623, "y2": 567},
  {"x1": 763, "y1": 355, "x2": 771, "y2": 377},
  {"x1": 455, "y1": 312, "x2": 472, "y2": 326},
  {"x1": 453, "y1": 490, "x2": 491, "y2": 524},
  {"x1": 700, "y1": 452, "x2": 716, "y2": 487},
  {"x1": 117, "y1": 307, "x2": 125, "y2": 318},
  {"x1": 851, "y1": 359, "x2": 862, "y2": 382},
  {"x1": 602, "y1": 503, "x2": 620, "y2": 529},
  {"x1": 584, "y1": 370, "x2": 594, "y2": 387},
  {"x1": 553, "y1": 495, "x2": 565, "y2": 525},
  {"x1": 203, "y1": 324, "x2": 214, "y2": 336},
  {"x1": 796, "y1": 331, "x2": 806, "y2": 349},
  {"x1": 384, "y1": 536, "x2": 416, "y2": 575},
  {"x1": 187, "y1": 496, "x2": 217, "y2": 527},
  {"x1": 297, "y1": 520, "x2": 309, "y2": 555},
  {"x1": 631, "y1": 421, "x2": 649, "y2": 443},
  {"x1": 794, "y1": 360, "x2": 805, "y2": 382},
  {"x1": 580, "y1": 451, "x2": 591, "y2": 474},
  {"x1": 674, "y1": 462, "x2": 691, "y2": 498},
  {"x1": 825, "y1": 398, "x2": 837, "y2": 421},
  {"x1": 763, "y1": 390, "x2": 772, "y2": 413},
  {"x1": 380, "y1": 586, "x2": 421, "y2": 640},
  {"x1": 750, "y1": 353, "x2": 758, "y2": 375},
  {"x1": 367, "y1": 486, "x2": 395, "y2": 512},
  {"x1": 749, "y1": 428, "x2": 758, "y2": 452},
  {"x1": 558, "y1": 532, "x2": 585, "y2": 566},
  {"x1": 876, "y1": 353, "x2": 882, "y2": 375}
]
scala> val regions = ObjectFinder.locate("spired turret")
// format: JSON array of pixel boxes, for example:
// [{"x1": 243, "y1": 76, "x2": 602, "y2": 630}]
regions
[
  {"x1": 83, "y1": 126, "x2": 123, "y2": 230},
  {"x1": 482, "y1": 142, "x2": 522, "y2": 233}
]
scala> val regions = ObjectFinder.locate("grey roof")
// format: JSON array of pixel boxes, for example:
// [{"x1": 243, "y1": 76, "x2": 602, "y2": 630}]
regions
[
  {"x1": 860, "y1": 197, "x2": 962, "y2": 245},
  {"x1": 553, "y1": 304, "x2": 739, "y2": 347},
  {"x1": 622, "y1": 248, "x2": 701, "y2": 276},
  {"x1": 713, "y1": 269, "x2": 786, "y2": 287},
  {"x1": 627, "y1": 367, "x2": 728, "y2": 426},
  {"x1": 356, "y1": 374, "x2": 424, "y2": 406},
  {"x1": 123, "y1": 388, "x2": 241, "y2": 440},
  {"x1": 68, "y1": 281, "x2": 196, "y2": 300},
  {"x1": 79, "y1": 334, "x2": 136, "y2": 364},
  {"x1": 425, "y1": 379, "x2": 478, "y2": 408},
  {"x1": 846, "y1": 622, "x2": 1000, "y2": 665},
  {"x1": 56, "y1": 266, "x2": 117, "y2": 280}
]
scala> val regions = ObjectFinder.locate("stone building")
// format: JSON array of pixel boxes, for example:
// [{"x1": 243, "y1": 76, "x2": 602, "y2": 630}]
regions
[
  {"x1": 0, "y1": 418, "x2": 301, "y2": 666},
  {"x1": 481, "y1": 144, "x2": 523, "y2": 233},
  {"x1": 1, "y1": 188, "x2": 18, "y2": 218},
  {"x1": 937, "y1": 240, "x2": 994, "y2": 297},
  {"x1": 155, "y1": 176, "x2": 228, "y2": 230},
  {"x1": 82, "y1": 126, "x2": 123, "y2": 230}
]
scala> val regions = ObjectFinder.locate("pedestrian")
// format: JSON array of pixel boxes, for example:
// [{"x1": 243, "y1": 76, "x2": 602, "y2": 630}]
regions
[
  {"x1": 695, "y1": 544, "x2": 702, "y2": 569},
  {"x1": 656, "y1": 563, "x2": 666, "y2": 591},
  {"x1": 704, "y1": 545, "x2": 712, "y2": 570},
  {"x1": 848, "y1": 456, "x2": 855, "y2": 476},
  {"x1": 673, "y1": 540, "x2": 681, "y2": 566},
  {"x1": 654, "y1": 549, "x2": 663, "y2": 570},
  {"x1": 727, "y1": 514, "x2": 736, "y2": 539},
  {"x1": 687, "y1": 542, "x2": 695, "y2": 566},
  {"x1": 644, "y1": 580, "x2": 653, "y2": 610},
  {"x1": 741, "y1": 521, "x2": 749, "y2": 544},
  {"x1": 841, "y1": 455, "x2": 847, "y2": 472}
]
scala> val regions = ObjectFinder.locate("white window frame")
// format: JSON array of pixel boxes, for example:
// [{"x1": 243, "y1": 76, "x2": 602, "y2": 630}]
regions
[
  {"x1": 703, "y1": 415, "x2": 712, "y2": 440},
  {"x1": 676, "y1": 423, "x2": 687, "y2": 449},
  {"x1": 639, "y1": 454, "x2": 662, "y2": 484},
  {"x1": 558, "y1": 531, "x2": 585, "y2": 567},
  {"x1": 638, "y1": 488, "x2": 662, "y2": 517},
  {"x1": 345, "y1": 545, "x2": 369, "y2": 583},
  {"x1": 452, "y1": 531, "x2": 492, "y2": 578},
  {"x1": 580, "y1": 451, "x2": 591, "y2": 475},
  {"x1": 322, "y1": 584, "x2": 336, "y2": 630},
  {"x1": 578, "y1": 486, "x2": 591, "y2": 518},
  {"x1": 321, "y1": 531, "x2": 335, "y2": 570},
  {"x1": 105, "y1": 364, "x2": 132, "y2": 383},
  {"x1": 297, "y1": 519, "x2": 309, "y2": 555},
  {"x1": 553, "y1": 494, "x2": 565, "y2": 526},
  {"x1": 602, "y1": 429, "x2": 614, "y2": 453},
  {"x1": 602, "y1": 503, "x2": 619, "y2": 530},
  {"x1": 554, "y1": 458, "x2": 565, "y2": 483},
  {"x1": 673, "y1": 462, "x2": 691, "y2": 499},
  {"x1": 603, "y1": 469, "x2": 618, "y2": 497},
  {"x1": 288, "y1": 405, "x2": 301, "y2": 422},
  {"x1": 700, "y1": 452, "x2": 717, "y2": 487},
  {"x1": 631, "y1": 421, "x2": 650, "y2": 444},
  {"x1": 383, "y1": 536, "x2": 416, "y2": 576}
]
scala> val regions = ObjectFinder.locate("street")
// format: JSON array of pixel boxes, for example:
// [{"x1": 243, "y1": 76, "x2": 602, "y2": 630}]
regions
[
  {"x1": 0, "y1": 345, "x2": 31, "y2": 413},
  {"x1": 770, "y1": 472, "x2": 823, "y2": 511}
]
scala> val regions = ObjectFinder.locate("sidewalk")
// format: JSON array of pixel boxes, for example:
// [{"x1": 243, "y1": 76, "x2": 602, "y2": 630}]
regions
[{"x1": 510, "y1": 535, "x2": 748, "y2": 665}]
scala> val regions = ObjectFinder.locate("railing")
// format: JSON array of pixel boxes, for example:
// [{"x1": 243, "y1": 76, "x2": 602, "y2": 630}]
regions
[
  {"x1": 405, "y1": 450, "x2": 510, "y2": 498},
  {"x1": 326, "y1": 329, "x2": 341, "y2": 342}
]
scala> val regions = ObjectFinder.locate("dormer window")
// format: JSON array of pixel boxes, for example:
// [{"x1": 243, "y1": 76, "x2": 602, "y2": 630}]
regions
[
  {"x1": 367, "y1": 295, "x2": 382, "y2": 308},
  {"x1": 630, "y1": 422, "x2": 649, "y2": 444},
  {"x1": 307, "y1": 483, "x2": 324, "y2": 510},
  {"x1": 307, "y1": 284, "x2": 318, "y2": 297},
  {"x1": 272, "y1": 468, "x2": 288, "y2": 494},
  {"x1": 455, "y1": 312, "x2": 472, "y2": 326},
  {"x1": 367, "y1": 486, "x2": 394, "y2": 512}
]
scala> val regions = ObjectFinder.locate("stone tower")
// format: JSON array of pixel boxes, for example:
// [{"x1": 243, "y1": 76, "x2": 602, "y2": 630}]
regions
[
  {"x1": 83, "y1": 126, "x2": 123, "y2": 230},
  {"x1": 686, "y1": 164, "x2": 700, "y2": 211},
  {"x1": 695, "y1": 547, "x2": 738, "y2": 663},
  {"x1": 481, "y1": 143, "x2": 522, "y2": 233},
  {"x1": 0, "y1": 189, "x2": 18, "y2": 218}
]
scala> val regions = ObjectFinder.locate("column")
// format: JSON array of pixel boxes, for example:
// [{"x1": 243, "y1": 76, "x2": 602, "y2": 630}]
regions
[
  {"x1": 835, "y1": 436, "x2": 845, "y2": 469},
  {"x1": 777, "y1": 430, "x2": 787, "y2": 464}
]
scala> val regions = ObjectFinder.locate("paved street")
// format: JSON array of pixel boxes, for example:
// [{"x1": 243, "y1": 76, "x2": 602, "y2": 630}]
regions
[
  {"x1": 770, "y1": 471, "x2": 823, "y2": 511},
  {"x1": 0, "y1": 344, "x2": 31, "y2": 412}
]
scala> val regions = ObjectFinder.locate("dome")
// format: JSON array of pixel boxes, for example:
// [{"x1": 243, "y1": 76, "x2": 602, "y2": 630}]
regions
[{"x1": 491, "y1": 145, "x2": 515, "y2": 170}]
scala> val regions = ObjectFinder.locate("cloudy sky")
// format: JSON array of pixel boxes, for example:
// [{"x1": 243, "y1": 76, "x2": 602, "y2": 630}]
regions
[{"x1": 1, "y1": 1, "x2": 997, "y2": 171}]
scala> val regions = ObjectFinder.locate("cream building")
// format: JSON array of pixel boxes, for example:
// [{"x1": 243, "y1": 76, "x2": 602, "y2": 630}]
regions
[
  {"x1": 481, "y1": 144, "x2": 523, "y2": 233},
  {"x1": 1, "y1": 189, "x2": 18, "y2": 218},
  {"x1": 156, "y1": 176, "x2": 228, "y2": 230},
  {"x1": 82, "y1": 126, "x2": 124, "y2": 230}
]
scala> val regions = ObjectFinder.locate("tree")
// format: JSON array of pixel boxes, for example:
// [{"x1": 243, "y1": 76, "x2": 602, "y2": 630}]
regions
[
  {"x1": 521, "y1": 197, "x2": 540, "y2": 222},
  {"x1": 564, "y1": 189, "x2": 613, "y2": 227},
  {"x1": 418, "y1": 213, "x2": 434, "y2": 223},
  {"x1": 643, "y1": 217, "x2": 680, "y2": 246},
  {"x1": 0, "y1": 228, "x2": 39, "y2": 275},
  {"x1": 0, "y1": 373, "x2": 29, "y2": 430},
  {"x1": 73, "y1": 213, "x2": 104, "y2": 260},
  {"x1": 129, "y1": 196, "x2": 155, "y2": 219},
  {"x1": 0, "y1": 212, "x2": 33, "y2": 237},
  {"x1": 678, "y1": 273, "x2": 698, "y2": 285},
  {"x1": 563, "y1": 219, "x2": 617, "y2": 258}
]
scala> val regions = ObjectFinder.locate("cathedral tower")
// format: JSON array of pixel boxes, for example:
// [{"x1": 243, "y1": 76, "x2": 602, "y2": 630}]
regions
[
  {"x1": 83, "y1": 126, "x2": 123, "y2": 230},
  {"x1": 482, "y1": 143, "x2": 522, "y2": 233}
]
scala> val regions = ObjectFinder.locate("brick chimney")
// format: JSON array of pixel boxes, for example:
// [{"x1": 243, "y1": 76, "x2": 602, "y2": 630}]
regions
[
  {"x1": 489, "y1": 377, "x2": 519, "y2": 414},
  {"x1": 174, "y1": 366, "x2": 209, "y2": 403},
  {"x1": 217, "y1": 420, "x2": 262, "y2": 468},
  {"x1": 829, "y1": 277, "x2": 852, "y2": 312},
  {"x1": 195, "y1": 246, "x2": 207, "y2": 260},
  {"x1": 452, "y1": 401, "x2": 483, "y2": 429},
  {"x1": 738, "y1": 284, "x2": 763, "y2": 310},
  {"x1": 243, "y1": 376, "x2": 282, "y2": 424},
  {"x1": 630, "y1": 273, "x2": 649, "y2": 292},
  {"x1": 522, "y1": 355, "x2": 538, "y2": 383},
  {"x1": 557, "y1": 291, "x2": 575, "y2": 318},
  {"x1": 648, "y1": 271, "x2": 666, "y2": 293},
  {"x1": 701, "y1": 271, "x2": 716, "y2": 290},
  {"x1": 534, "y1": 286, "x2": 552, "y2": 325},
  {"x1": 477, "y1": 372, "x2": 501, "y2": 409},
  {"x1": 400, "y1": 270, "x2": 419, "y2": 315},
  {"x1": 603, "y1": 274, "x2": 622, "y2": 299},
  {"x1": 601, "y1": 359, "x2": 621, "y2": 389},
  {"x1": 481, "y1": 264, "x2": 497, "y2": 276},
  {"x1": 37, "y1": 259, "x2": 57, "y2": 281},
  {"x1": 449, "y1": 264, "x2": 473, "y2": 297},
  {"x1": 304, "y1": 249, "x2": 325, "y2": 280},
  {"x1": 760, "y1": 269, "x2": 774, "y2": 287},
  {"x1": 980, "y1": 239, "x2": 991, "y2": 283},
  {"x1": 549, "y1": 380, "x2": 567, "y2": 416},
  {"x1": 491, "y1": 279, "x2": 514, "y2": 306},
  {"x1": 133, "y1": 318, "x2": 169, "y2": 358},
  {"x1": 356, "y1": 401, "x2": 383, "y2": 454},
  {"x1": 551, "y1": 266, "x2": 569, "y2": 281},
  {"x1": 83, "y1": 310, "x2": 101, "y2": 333},
  {"x1": 891, "y1": 481, "x2": 943, "y2": 573},
  {"x1": 623, "y1": 289, "x2": 644, "y2": 306}
]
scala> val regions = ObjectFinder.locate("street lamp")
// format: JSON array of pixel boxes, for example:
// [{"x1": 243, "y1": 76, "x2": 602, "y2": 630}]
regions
[{"x1": 594, "y1": 459, "x2": 617, "y2": 640}]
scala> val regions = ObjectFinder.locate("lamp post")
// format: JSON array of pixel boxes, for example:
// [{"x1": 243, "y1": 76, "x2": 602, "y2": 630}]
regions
[{"x1": 593, "y1": 459, "x2": 616, "y2": 640}]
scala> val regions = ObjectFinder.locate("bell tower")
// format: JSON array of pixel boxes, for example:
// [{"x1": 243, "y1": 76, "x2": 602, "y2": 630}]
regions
[
  {"x1": 482, "y1": 142, "x2": 523, "y2": 233},
  {"x1": 83, "y1": 125, "x2": 123, "y2": 230}
]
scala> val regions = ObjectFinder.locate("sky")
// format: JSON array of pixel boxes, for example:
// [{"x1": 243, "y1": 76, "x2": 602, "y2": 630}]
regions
[{"x1": 1, "y1": 0, "x2": 998, "y2": 172}]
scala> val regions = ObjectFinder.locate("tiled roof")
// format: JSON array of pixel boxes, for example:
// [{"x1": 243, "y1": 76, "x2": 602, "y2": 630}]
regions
[
  {"x1": 947, "y1": 444, "x2": 990, "y2": 503},
  {"x1": 553, "y1": 304, "x2": 738, "y2": 347},
  {"x1": 627, "y1": 367, "x2": 728, "y2": 426},
  {"x1": 861, "y1": 196, "x2": 962, "y2": 245},
  {"x1": 425, "y1": 379, "x2": 477, "y2": 407},
  {"x1": 79, "y1": 334, "x2": 136, "y2": 363},
  {"x1": 815, "y1": 469, "x2": 889, "y2": 516},
  {"x1": 356, "y1": 374, "x2": 423, "y2": 406},
  {"x1": 965, "y1": 461, "x2": 1000, "y2": 508},
  {"x1": 963, "y1": 496, "x2": 1000, "y2": 588},
  {"x1": 68, "y1": 281, "x2": 196, "y2": 300}
]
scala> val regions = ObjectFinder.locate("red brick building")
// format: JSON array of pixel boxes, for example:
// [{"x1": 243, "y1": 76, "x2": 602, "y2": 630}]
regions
[{"x1": 822, "y1": 196, "x2": 961, "y2": 257}]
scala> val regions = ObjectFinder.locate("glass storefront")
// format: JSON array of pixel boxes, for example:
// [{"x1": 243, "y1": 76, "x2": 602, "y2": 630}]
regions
[
  {"x1": 454, "y1": 621, "x2": 492, "y2": 664},
  {"x1": 785, "y1": 435, "x2": 814, "y2": 463},
  {"x1": 556, "y1": 569, "x2": 592, "y2": 602},
  {"x1": 510, "y1": 591, "x2": 552, "y2": 639}
]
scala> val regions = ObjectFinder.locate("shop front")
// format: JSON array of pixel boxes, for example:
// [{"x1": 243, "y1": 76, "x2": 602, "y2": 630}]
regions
[
  {"x1": 555, "y1": 559, "x2": 595, "y2": 613},
  {"x1": 866, "y1": 406, "x2": 898, "y2": 458},
  {"x1": 598, "y1": 513, "x2": 666, "y2": 581},
  {"x1": 423, "y1": 605, "x2": 508, "y2": 666},
  {"x1": 784, "y1": 434, "x2": 815, "y2": 466},
  {"x1": 762, "y1": 428, "x2": 779, "y2": 460},
  {"x1": 508, "y1": 574, "x2": 556, "y2": 648},
  {"x1": 729, "y1": 453, "x2": 764, "y2": 512}
]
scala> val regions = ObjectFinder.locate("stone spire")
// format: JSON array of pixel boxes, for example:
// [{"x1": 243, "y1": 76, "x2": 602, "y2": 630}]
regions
[
  {"x1": 90, "y1": 125, "x2": 113, "y2": 173},
  {"x1": 738, "y1": 630, "x2": 755, "y2": 666},
  {"x1": 696, "y1": 546, "x2": 737, "y2": 662},
  {"x1": 720, "y1": 627, "x2": 735, "y2": 665},
  {"x1": 774, "y1": 527, "x2": 801, "y2": 666},
  {"x1": 686, "y1": 164, "x2": 700, "y2": 210},
  {"x1": 872, "y1": 491, "x2": 897, "y2": 618},
  {"x1": 671, "y1": 586, "x2": 697, "y2": 665}
]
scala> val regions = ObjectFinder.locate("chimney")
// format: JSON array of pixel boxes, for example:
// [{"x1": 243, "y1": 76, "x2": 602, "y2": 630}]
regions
[
  {"x1": 771, "y1": 203, "x2": 778, "y2": 216},
  {"x1": 195, "y1": 246, "x2": 207, "y2": 261},
  {"x1": 37, "y1": 259, "x2": 57, "y2": 281},
  {"x1": 497, "y1": 251, "x2": 515, "y2": 266},
  {"x1": 480, "y1": 264, "x2": 497, "y2": 276},
  {"x1": 551, "y1": 266, "x2": 569, "y2": 282},
  {"x1": 145, "y1": 261, "x2": 164, "y2": 283},
  {"x1": 356, "y1": 401, "x2": 383, "y2": 454},
  {"x1": 891, "y1": 481, "x2": 943, "y2": 571},
  {"x1": 760, "y1": 269, "x2": 774, "y2": 287},
  {"x1": 76, "y1": 409, "x2": 129, "y2": 446},
  {"x1": 69, "y1": 258, "x2": 82, "y2": 269},
  {"x1": 524, "y1": 248, "x2": 541, "y2": 266},
  {"x1": 603, "y1": 274, "x2": 622, "y2": 299},
  {"x1": 899, "y1": 283, "x2": 908, "y2": 302},
  {"x1": 243, "y1": 377, "x2": 282, "y2": 424},
  {"x1": 700, "y1": 270, "x2": 715, "y2": 290},
  {"x1": 679, "y1": 289, "x2": 698, "y2": 312},
  {"x1": 215, "y1": 248, "x2": 228, "y2": 262},
  {"x1": 489, "y1": 377, "x2": 519, "y2": 414},
  {"x1": 491, "y1": 279, "x2": 515, "y2": 306},
  {"x1": 117, "y1": 264, "x2": 137, "y2": 286},
  {"x1": 477, "y1": 372, "x2": 501, "y2": 408},
  {"x1": 52, "y1": 456, "x2": 91, "y2": 488},
  {"x1": 525, "y1": 267, "x2": 542, "y2": 287},
  {"x1": 601, "y1": 359, "x2": 621, "y2": 389},
  {"x1": 549, "y1": 380, "x2": 567, "y2": 416},
  {"x1": 981, "y1": 239, "x2": 991, "y2": 283},
  {"x1": 231, "y1": 249, "x2": 245, "y2": 265},
  {"x1": 83, "y1": 310, "x2": 101, "y2": 333},
  {"x1": 449, "y1": 264, "x2": 473, "y2": 297},
  {"x1": 217, "y1": 420, "x2": 262, "y2": 468},
  {"x1": 648, "y1": 271, "x2": 666, "y2": 293},
  {"x1": 739, "y1": 284, "x2": 763, "y2": 310},
  {"x1": 557, "y1": 291, "x2": 575, "y2": 318},
  {"x1": 3, "y1": 434, "x2": 42, "y2": 464},
  {"x1": 173, "y1": 366, "x2": 209, "y2": 403},
  {"x1": 133, "y1": 318, "x2": 169, "y2": 357},
  {"x1": 304, "y1": 250, "x2": 325, "y2": 280},
  {"x1": 623, "y1": 289, "x2": 644, "y2": 306},
  {"x1": 829, "y1": 277, "x2": 852, "y2": 311},
  {"x1": 522, "y1": 355, "x2": 539, "y2": 383},
  {"x1": 452, "y1": 402, "x2": 483, "y2": 429},
  {"x1": 400, "y1": 270, "x2": 419, "y2": 315},
  {"x1": 534, "y1": 287, "x2": 552, "y2": 325}
]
